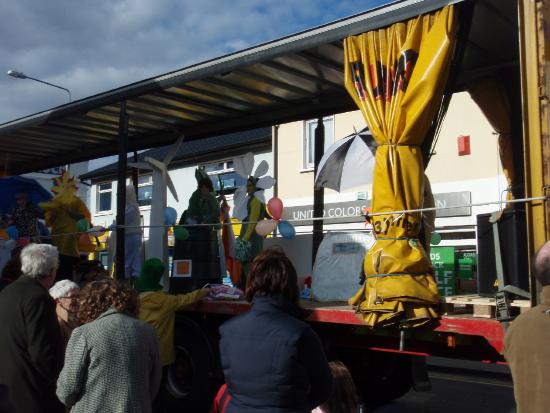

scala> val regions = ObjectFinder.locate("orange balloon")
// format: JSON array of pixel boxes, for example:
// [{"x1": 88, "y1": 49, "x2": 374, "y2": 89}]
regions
[{"x1": 255, "y1": 219, "x2": 278, "y2": 236}]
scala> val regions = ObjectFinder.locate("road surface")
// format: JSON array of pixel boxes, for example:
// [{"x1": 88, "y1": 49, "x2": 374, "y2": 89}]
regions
[{"x1": 370, "y1": 357, "x2": 516, "y2": 413}]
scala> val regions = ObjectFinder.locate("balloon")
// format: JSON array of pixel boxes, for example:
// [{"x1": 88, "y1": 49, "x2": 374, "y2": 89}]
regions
[
  {"x1": 430, "y1": 232, "x2": 442, "y2": 246},
  {"x1": 255, "y1": 219, "x2": 277, "y2": 236},
  {"x1": 79, "y1": 233, "x2": 94, "y2": 252},
  {"x1": 88, "y1": 226, "x2": 106, "y2": 237},
  {"x1": 267, "y1": 197, "x2": 284, "y2": 221},
  {"x1": 6, "y1": 226, "x2": 18, "y2": 240},
  {"x1": 278, "y1": 220, "x2": 295, "y2": 240},
  {"x1": 164, "y1": 207, "x2": 178, "y2": 226},
  {"x1": 174, "y1": 226, "x2": 189, "y2": 241},
  {"x1": 77, "y1": 219, "x2": 89, "y2": 232}
]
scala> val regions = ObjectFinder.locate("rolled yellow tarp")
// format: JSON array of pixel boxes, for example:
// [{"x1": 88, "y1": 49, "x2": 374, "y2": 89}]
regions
[{"x1": 344, "y1": 5, "x2": 458, "y2": 327}]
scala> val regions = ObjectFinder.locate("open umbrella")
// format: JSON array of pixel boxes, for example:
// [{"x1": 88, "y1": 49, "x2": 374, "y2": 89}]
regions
[
  {"x1": 314, "y1": 127, "x2": 376, "y2": 192},
  {"x1": 0, "y1": 176, "x2": 52, "y2": 214}
]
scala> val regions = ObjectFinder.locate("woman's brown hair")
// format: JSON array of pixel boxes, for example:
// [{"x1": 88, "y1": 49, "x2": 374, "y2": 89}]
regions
[
  {"x1": 77, "y1": 278, "x2": 139, "y2": 324},
  {"x1": 245, "y1": 247, "x2": 299, "y2": 304},
  {"x1": 321, "y1": 361, "x2": 359, "y2": 413}
]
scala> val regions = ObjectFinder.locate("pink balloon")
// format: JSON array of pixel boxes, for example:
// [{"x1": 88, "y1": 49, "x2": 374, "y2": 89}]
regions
[
  {"x1": 267, "y1": 197, "x2": 284, "y2": 220},
  {"x1": 255, "y1": 219, "x2": 278, "y2": 236}
]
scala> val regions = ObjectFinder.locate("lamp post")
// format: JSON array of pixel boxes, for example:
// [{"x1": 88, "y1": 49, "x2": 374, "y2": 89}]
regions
[{"x1": 7, "y1": 69, "x2": 71, "y2": 102}]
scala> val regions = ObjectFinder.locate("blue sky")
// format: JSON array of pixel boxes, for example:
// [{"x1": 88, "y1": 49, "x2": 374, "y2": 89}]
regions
[{"x1": 0, "y1": 0, "x2": 391, "y2": 124}]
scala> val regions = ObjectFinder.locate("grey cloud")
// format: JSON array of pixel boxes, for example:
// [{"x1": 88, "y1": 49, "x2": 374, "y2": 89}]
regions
[{"x1": 0, "y1": 0, "x2": 387, "y2": 123}]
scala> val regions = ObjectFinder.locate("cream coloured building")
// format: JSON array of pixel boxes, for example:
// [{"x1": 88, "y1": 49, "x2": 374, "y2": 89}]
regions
[{"x1": 274, "y1": 92, "x2": 507, "y2": 250}]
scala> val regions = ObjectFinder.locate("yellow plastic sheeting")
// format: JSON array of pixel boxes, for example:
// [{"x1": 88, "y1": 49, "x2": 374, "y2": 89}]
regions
[
  {"x1": 468, "y1": 79, "x2": 515, "y2": 200},
  {"x1": 344, "y1": 6, "x2": 457, "y2": 327}
]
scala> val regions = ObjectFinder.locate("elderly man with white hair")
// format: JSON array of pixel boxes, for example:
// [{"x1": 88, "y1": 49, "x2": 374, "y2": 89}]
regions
[
  {"x1": 50, "y1": 279, "x2": 80, "y2": 348},
  {"x1": 0, "y1": 243, "x2": 64, "y2": 413}
]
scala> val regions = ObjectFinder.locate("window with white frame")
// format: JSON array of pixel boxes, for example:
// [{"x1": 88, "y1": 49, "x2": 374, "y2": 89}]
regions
[
  {"x1": 97, "y1": 182, "x2": 112, "y2": 212},
  {"x1": 303, "y1": 116, "x2": 335, "y2": 169},
  {"x1": 137, "y1": 175, "x2": 153, "y2": 207},
  {"x1": 202, "y1": 160, "x2": 247, "y2": 195}
]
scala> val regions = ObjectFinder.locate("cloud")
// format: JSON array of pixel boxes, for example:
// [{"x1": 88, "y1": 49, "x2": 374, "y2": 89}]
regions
[{"x1": 0, "y1": 0, "x2": 388, "y2": 123}]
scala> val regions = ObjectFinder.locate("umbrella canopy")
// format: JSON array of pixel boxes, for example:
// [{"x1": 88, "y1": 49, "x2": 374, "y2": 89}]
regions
[
  {"x1": 314, "y1": 127, "x2": 377, "y2": 192},
  {"x1": 0, "y1": 176, "x2": 52, "y2": 214}
]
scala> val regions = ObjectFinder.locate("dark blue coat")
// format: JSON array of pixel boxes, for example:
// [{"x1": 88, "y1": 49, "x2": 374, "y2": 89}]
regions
[{"x1": 219, "y1": 295, "x2": 332, "y2": 413}]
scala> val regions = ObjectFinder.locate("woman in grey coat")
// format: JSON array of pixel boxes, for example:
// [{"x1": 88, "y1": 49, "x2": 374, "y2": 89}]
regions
[{"x1": 57, "y1": 279, "x2": 161, "y2": 413}]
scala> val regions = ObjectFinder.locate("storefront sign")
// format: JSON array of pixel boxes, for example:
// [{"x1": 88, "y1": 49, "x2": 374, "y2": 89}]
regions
[
  {"x1": 283, "y1": 191, "x2": 471, "y2": 225},
  {"x1": 282, "y1": 200, "x2": 370, "y2": 225}
]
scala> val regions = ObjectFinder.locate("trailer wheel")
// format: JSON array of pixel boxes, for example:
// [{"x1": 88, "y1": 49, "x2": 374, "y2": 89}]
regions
[
  {"x1": 347, "y1": 351, "x2": 413, "y2": 405},
  {"x1": 164, "y1": 316, "x2": 218, "y2": 413}
]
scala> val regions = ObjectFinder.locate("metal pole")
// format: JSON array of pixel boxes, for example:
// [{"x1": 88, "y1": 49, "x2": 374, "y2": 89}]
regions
[
  {"x1": 115, "y1": 101, "x2": 129, "y2": 280},
  {"x1": 132, "y1": 151, "x2": 139, "y2": 197},
  {"x1": 22, "y1": 75, "x2": 71, "y2": 102},
  {"x1": 312, "y1": 117, "x2": 325, "y2": 266}
]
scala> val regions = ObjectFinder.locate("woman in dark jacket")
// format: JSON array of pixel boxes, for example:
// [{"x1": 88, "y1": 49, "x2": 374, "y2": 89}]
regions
[{"x1": 219, "y1": 248, "x2": 333, "y2": 413}]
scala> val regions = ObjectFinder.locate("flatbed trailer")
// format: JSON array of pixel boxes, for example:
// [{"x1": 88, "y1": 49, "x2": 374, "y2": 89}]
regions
[
  {"x1": 164, "y1": 298, "x2": 509, "y2": 411},
  {"x1": 194, "y1": 300, "x2": 506, "y2": 359}
]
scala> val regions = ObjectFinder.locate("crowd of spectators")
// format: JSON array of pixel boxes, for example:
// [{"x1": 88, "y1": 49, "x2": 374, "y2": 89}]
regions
[{"x1": 0, "y1": 243, "x2": 367, "y2": 412}]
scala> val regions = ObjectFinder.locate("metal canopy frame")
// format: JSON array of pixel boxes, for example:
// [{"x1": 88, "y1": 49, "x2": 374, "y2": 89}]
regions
[{"x1": 0, "y1": 0, "x2": 474, "y2": 175}]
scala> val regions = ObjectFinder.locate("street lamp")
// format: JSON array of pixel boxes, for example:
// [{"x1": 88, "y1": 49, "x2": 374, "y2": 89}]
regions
[{"x1": 7, "y1": 69, "x2": 72, "y2": 102}]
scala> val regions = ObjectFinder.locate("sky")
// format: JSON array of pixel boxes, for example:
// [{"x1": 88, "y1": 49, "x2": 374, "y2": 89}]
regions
[{"x1": 0, "y1": 0, "x2": 391, "y2": 125}]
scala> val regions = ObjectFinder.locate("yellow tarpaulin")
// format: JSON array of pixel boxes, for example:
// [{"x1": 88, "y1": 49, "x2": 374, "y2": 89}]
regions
[
  {"x1": 344, "y1": 6, "x2": 458, "y2": 327},
  {"x1": 468, "y1": 79, "x2": 515, "y2": 201}
]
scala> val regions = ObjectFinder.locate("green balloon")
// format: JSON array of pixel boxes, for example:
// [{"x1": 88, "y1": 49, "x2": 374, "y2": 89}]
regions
[
  {"x1": 174, "y1": 226, "x2": 189, "y2": 241},
  {"x1": 77, "y1": 219, "x2": 89, "y2": 232},
  {"x1": 430, "y1": 232, "x2": 442, "y2": 245}
]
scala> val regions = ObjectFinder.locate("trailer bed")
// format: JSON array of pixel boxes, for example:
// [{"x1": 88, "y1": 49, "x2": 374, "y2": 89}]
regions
[{"x1": 192, "y1": 299, "x2": 508, "y2": 361}]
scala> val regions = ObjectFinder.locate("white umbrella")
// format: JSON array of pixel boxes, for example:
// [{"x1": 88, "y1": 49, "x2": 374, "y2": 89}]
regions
[{"x1": 314, "y1": 127, "x2": 376, "y2": 192}]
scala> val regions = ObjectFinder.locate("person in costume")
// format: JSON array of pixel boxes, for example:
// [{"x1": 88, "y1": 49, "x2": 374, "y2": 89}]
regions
[
  {"x1": 185, "y1": 176, "x2": 220, "y2": 225},
  {"x1": 125, "y1": 184, "x2": 143, "y2": 279},
  {"x1": 232, "y1": 153, "x2": 276, "y2": 288},
  {"x1": 236, "y1": 177, "x2": 267, "y2": 283},
  {"x1": 136, "y1": 258, "x2": 210, "y2": 412},
  {"x1": 40, "y1": 172, "x2": 91, "y2": 281}
]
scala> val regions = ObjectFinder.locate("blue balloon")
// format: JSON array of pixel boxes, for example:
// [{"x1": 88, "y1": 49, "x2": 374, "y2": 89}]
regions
[
  {"x1": 6, "y1": 225, "x2": 18, "y2": 240},
  {"x1": 163, "y1": 207, "x2": 178, "y2": 226},
  {"x1": 278, "y1": 220, "x2": 295, "y2": 240}
]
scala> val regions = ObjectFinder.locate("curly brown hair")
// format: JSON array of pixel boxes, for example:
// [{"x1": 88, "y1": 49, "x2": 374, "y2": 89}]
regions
[
  {"x1": 77, "y1": 278, "x2": 139, "y2": 324},
  {"x1": 245, "y1": 247, "x2": 299, "y2": 304}
]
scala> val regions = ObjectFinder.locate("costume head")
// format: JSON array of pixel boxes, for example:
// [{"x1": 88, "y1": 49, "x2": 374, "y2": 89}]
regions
[
  {"x1": 198, "y1": 177, "x2": 214, "y2": 195},
  {"x1": 51, "y1": 171, "x2": 78, "y2": 199},
  {"x1": 135, "y1": 258, "x2": 165, "y2": 292}
]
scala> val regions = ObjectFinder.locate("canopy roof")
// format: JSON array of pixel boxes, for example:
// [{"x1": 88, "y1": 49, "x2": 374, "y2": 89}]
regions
[{"x1": 0, "y1": 0, "x2": 517, "y2": 175}]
